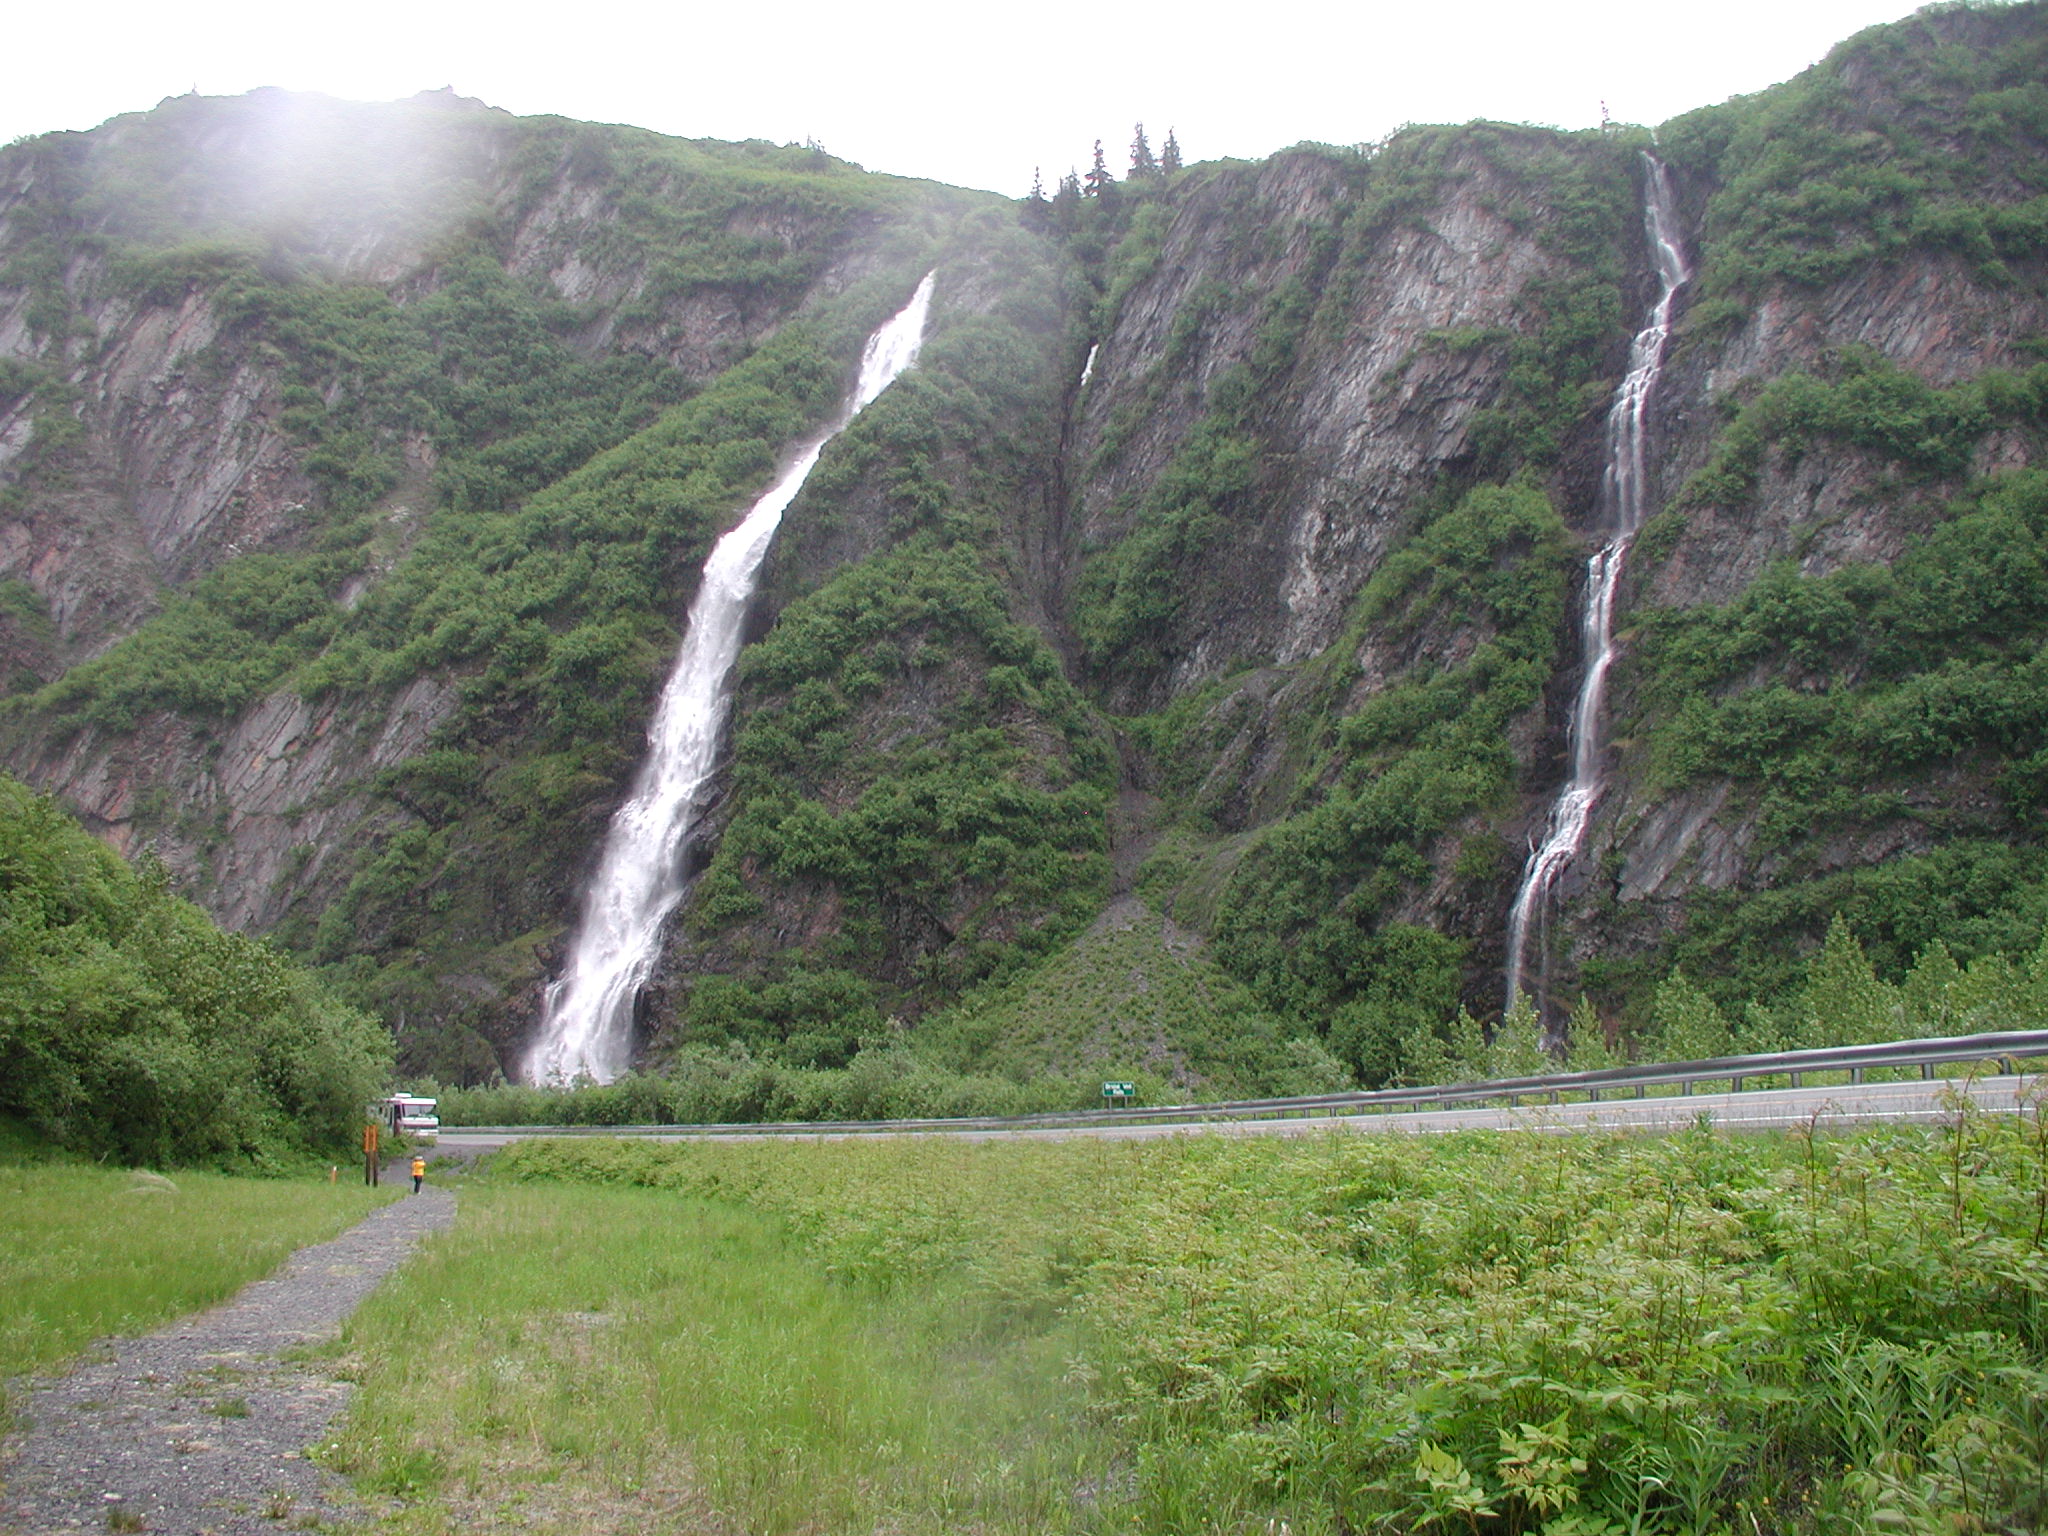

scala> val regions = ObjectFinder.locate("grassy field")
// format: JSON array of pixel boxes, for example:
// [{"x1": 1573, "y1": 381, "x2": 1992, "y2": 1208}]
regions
[
  {"x1": 329, "y1": 1182, "x2": 1111, "y2": 1534},
  {"x1": 339, "y1": 1094, "x2": 2048, "y2": 1535},
  {"x1": 6, "y1": 1097, "x2": 2046, "y2": 1533},
  {"x1": 0, "y1": 1158, "x2": 399, "y2": 1416}
]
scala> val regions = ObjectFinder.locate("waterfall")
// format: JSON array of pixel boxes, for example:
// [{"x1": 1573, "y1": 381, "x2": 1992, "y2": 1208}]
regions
[
  {"x1": 1503, "y1": 159, "x2": 1690, "y2": 1014},
  {"x1": 525, "y1": 273, "x2": 937, "y2": 1085},
  {"x1": 1078, "y1": 343, "x2": 1099, "y2": 389}
]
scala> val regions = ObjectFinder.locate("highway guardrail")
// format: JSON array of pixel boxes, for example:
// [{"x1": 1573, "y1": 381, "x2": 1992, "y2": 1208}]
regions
[{"x1": 445, "y1": 1028, "x2": 2048, "y2": 1140}]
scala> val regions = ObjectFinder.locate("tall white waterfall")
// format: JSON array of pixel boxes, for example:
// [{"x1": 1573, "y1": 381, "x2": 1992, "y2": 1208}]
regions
[
  {"x1": 1503, "y1": 160, "x2": 1690, "y2": 1013},
  {"x1": 526, "y1": 273, "x2": 936, "y2": 1084}
]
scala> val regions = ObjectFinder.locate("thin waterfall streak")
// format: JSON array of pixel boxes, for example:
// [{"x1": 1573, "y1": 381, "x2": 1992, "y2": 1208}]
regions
[
  {"x1": 1504, "y1": 159, "x2": 1689, "y2": 1014},
  {"x1": 525, "y1": 273, "x2": 937, "y2": 1085}
]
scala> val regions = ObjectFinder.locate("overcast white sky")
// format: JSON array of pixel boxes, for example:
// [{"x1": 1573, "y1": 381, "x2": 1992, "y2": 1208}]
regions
[{"x1": 12, "y1": 0, "x2": 1934, "y2": 195}]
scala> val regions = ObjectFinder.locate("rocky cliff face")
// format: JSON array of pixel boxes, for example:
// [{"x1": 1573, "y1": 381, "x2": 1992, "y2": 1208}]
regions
[
  {"x1": 1602, "y1": 247, "x2": 2048, "y2": 926},
  {"x1": 1071, "y1": 137, "x2": 1616, "y2": 691},
  {"x1": 0, "y1": 88, "x2": 1003, "y2": 1073},
  {"x1": 3, "y1": 2, "x2": 2044, "y2": 1082},
  {"x1": 1577, "y1": 6, "x2": 2048, "y2": 1001},
  {"x1": 0, "y1": 91, "x2": 916, "y2": 664}
]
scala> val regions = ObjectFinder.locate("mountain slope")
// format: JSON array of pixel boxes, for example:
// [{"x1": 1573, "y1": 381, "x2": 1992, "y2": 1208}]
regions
[{"x1": 3, "y1": 3, "x2": 2046, "y2": 1087}]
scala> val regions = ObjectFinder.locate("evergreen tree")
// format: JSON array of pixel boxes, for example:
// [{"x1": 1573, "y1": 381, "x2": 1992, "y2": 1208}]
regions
[
  {"x1": 1564, "y1": 994, "x2": 1622, "y2": 1070},
  {"x1": 1051, "y1": 169, "x2": 1082, "y2": 230},
  {"x1": 1023, "y1": 166, "x2": 1050, "y2": 228},
  {"x1": 1485, "y1": 995, "x2": 1553, "y2": 1078},
  {"x1": 1902, "y1": 938, "x2": 1965, "y2": 1037},
  {"x1": 1160, "y1": 128, "x2": 1183, "y2": 175},
  {"x1": 1741, "y1": 998, "x2": 1801, "y2": 1054},
  {"x1": 1129, "y1": 122, "x2": 1157, "y2": 180},
  {"x1": 1649, "y1": 969, "x2": 1737, "y2": 1062},
  {"x1": 1084, "y1": 139, "x2": 1114, "y2": 197},
  {"x1": 1951, "y1": 933, "x2": 2048, "y2": 1032},
  {"x1": 1400, "y1": 1006, "x2": 1488, "y2": 1086},
  {"x1": 1797, "y1": 914, "x2": 1901, "y2": 1046}
]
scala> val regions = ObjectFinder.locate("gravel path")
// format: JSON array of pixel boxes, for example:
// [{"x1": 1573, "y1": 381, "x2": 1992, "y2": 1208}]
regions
[{"x1": 1, "y1": 1182, "x2": 455, "y2": 1535}]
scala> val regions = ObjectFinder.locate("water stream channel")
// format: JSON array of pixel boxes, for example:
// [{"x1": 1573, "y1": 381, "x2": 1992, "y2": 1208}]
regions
[
  {"x1": 526, "y1": 274, "x2": 937, "y2": 1083},
  {"x1": 1504, "y1": 158, "x2": 1691, "y2": 1015}
]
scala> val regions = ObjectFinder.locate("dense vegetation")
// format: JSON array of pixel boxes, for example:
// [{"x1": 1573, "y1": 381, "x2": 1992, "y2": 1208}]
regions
[
  {"x1": 1614, "y1": 441, "x2": 2048, "y2": 1009},
  {"x1": 1205, "y1": 478, "x2": 1575, "y2": 1077},
  {"x1": 358, "y1": 1113, "x2": 2048, "y2": 1534},
  {"x1": 0, "y1": 774, "x2": 390, "y2": 1165},
  {"x1": 427, "y1": 910, "x2": 2048, "y2": 1129},
  {"x1": 687, "y1": 541, "x2": 1112, "y2": 1036},
  {"x1": 916, "y1": 902, "x2": 1346, "y2": 1097},
  {"x1": 1660, "y1": 2, "x2": 2048, "y2": 303},
  {"x1": 433, "y1": 903, "x2": 1348, "y2": 1128}
]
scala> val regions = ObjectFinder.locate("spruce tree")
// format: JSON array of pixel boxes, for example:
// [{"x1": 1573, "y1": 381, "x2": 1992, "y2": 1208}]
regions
[
  {"x1": 1402, "y1": 1006, "x2": 1489, "y2": 1085},
  {"x1": 1796, "y1": 914, "x2": 1901, "y2": 1045},
  {"x1": 1649, "y1": 970, "x2": 1737, "y2": 1062},
  {"x1": 1024, "y1": 166, "x2": 1050, "y2": 228},
  {"x1": 1160, "y1": 128, "x2": 1183, "y2": 175},
  {"x1": 1486, "y1": 995, "x2": 1553, "y2": 1077},
  {"x1": 1084, "y1": 139, "x2": 1114, "y2": 196},
  {"x1": 1129, "y1": 122, "x2": 1157, "y2": 180},
  {"x1": 1565, "y1": 995, "x2": 1621, "y2": 1070},
  {"x1": 1051, "y1": 169, "x2": 1082, "y2": 230}
]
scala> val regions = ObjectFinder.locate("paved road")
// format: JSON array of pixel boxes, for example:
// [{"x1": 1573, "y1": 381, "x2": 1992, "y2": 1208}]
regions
[{"x1": 437, "y1": 1072, "x2": 2040, "y2": 1150}]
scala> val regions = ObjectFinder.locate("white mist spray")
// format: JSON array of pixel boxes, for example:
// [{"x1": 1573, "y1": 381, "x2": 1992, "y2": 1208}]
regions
[
  {"x1": 526, "y1": 273, "x2": 937, "y2": 1084},
  {"x1": 1504, "y1": 160, "x2": 1689, "y2": 1014}
]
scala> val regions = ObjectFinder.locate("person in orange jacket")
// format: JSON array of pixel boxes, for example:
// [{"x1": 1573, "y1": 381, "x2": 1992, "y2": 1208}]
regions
[{"x1": 411, "y1": 1155, "x2": 426, "y2": 1194}]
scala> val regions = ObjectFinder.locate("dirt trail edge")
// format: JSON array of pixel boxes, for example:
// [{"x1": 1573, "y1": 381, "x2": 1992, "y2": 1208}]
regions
[{"x1": 1, "y1": 1183, "x2": 456, "y2": 1535}]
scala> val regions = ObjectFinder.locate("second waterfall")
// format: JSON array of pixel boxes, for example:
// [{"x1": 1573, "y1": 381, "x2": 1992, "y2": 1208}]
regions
[
  {"x1": 526, "y1": 274, "x2": 937, "y2": 1085},
  {"x1": 1503, "y1": 159, "x2": 1690, "y2": 1015}
]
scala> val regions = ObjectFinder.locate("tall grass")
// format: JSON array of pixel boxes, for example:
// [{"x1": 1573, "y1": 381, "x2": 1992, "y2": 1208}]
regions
[
  {"x1": 0, "y1": 1161, "x2": 398, "y2": 1413},
  {"x1": 333, "y1": 1182, "x2": 1112, "y2": 1533},
  {"x1": 443, "y1": 1094, "x2": 2048, "y2": 1534}
]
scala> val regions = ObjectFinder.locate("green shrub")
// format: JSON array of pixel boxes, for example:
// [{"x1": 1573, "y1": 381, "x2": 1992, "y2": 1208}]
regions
[
  {"x1": 1633, "y1": 470, "x2": 2048, "y2": 877},
  {"x1": 1212, "y1": 479, "x2": 1573, "y2": 1045},
  {"x1": 1661, "y1": 7, "x2": 2048, "y2": 298},
  {"x1": 691, "y1": 538, "x2": 1115, "y2": 1009},
  {"x1": 0, "y1": 775, "x2": 391, "y2": 1165}
]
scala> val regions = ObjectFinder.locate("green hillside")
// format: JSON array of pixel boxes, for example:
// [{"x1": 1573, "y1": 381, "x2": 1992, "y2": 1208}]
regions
[{"x1": 1, "y1": 6, "x2": 2046, "y2": 1097}]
